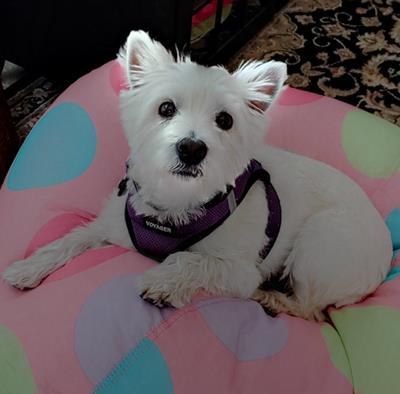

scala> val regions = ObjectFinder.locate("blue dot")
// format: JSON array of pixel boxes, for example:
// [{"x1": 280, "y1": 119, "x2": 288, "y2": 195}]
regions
[
  {"x1": 7, "y1": 102, "x2": 96, "y2": 190},
  {"x1": 385, "y1": 266, "x2": 400, "y2": 283},
  {"x1": 75, "y1": 276, "x2": 174, "y2": 386},
  {"x1": 386, "y1": 208, "x2": 400, "y2": 250},
  {"x1": 94, "y1": 338, "x2": 173, "y2": 394},
  {"x1": 386, "y1": 208, "x2": 400, "y2": 258}
]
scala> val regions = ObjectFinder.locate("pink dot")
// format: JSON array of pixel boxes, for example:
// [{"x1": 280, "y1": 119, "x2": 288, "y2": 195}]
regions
[
  {"x1": 42, "y1": 246, "x2": 128, "y2": 284},
  {"x1": 25, "y1": 212, "x2": 95, "y2": 258},
  {"x1": 24, "y1": 212, "x2": 129, "y2": 284},
  {"x1": 109, "y1": 61, "x2": 129, "y2": 95},
  {"x1": 278, "y1": 87, "x2": 324, "y2": 106}
]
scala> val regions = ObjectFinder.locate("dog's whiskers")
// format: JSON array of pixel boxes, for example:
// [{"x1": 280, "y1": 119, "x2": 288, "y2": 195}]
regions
[{"x1": 170, "y1": 162, "x2": 204, "y2": 178}]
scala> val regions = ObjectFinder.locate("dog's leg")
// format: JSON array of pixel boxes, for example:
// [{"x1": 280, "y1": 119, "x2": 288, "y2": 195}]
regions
[
  {"x1": 256, "y1": 208, "x2": 392, "y2": 321},
  {"x1": 3, "y1": 222, "x2": 107, "y2": 289},
  {"x1": 3, "y1": 190, "x2": 131, "y2": 289},
  {"x1": 137, "y1": 251, "x2": 263, "y2": 307},
  {"x1": 251, "y1": 289, "x2": 325, "y2": 321}
]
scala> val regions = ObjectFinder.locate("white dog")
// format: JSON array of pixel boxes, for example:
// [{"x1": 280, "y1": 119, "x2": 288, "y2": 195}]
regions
[{"x1": 3, "y1": 31, "x2": 392, "y2": 321}]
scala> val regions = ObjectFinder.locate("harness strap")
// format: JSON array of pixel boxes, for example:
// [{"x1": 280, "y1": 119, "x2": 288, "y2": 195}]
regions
[{"x1": 123, "y1": 160, "x2": 281, "y2": 262}]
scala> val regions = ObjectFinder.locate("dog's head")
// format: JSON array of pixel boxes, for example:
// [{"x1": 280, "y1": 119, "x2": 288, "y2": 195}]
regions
[{"x1": 119, "y1": 31, "x2": 286, "y2": 219}]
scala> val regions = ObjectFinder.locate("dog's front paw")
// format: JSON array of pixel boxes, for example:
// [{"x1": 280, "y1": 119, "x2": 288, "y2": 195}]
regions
[
  {"x1": 137, "y1": 268, "x2": 197, "y2": 308},
  {"x1": 3, "y1": 259, "x2": 43, "y2": 289},
  {"x1": 137, "y1": 252, "x2": 200, "y2": 308}
]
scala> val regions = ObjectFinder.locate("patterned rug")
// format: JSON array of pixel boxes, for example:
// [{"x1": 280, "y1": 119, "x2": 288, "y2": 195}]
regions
[
  {"x1": 5, "y1": 0, "x2": 400, "y2": 142},
  {"x1": 4, "y1": 75, "x2": 70, "y2": 140},
  {"x1": 229, "y1": 0, "x2": 400, "y2": 126}
]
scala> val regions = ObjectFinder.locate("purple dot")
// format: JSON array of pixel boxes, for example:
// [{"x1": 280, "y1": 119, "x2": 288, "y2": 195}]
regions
[
  {"x1": 75, "y1": 275, "x2": 174, "y2": 385},
  {"x1": 197, "y1": 299, "x2": 288, "y2": 360}
]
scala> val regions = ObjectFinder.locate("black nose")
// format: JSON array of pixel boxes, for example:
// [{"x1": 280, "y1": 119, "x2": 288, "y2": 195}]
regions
[{"x1": 176, "y1": 138, "x2": 208, "y2": 166}]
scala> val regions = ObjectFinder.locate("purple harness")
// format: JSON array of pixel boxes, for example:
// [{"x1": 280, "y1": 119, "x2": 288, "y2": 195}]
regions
[{"x1": 120, "y1": 160, "x2": 281, "y2": 262}]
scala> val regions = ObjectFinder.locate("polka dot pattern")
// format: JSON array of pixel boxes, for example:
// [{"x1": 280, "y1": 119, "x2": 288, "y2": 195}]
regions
[
  {"x1": 7, "y1": 103, "x2": 97, "y2": 190},
  {"x1": 329, "y1": 306, "x2": 400, "y2": 394},
  {"x1": 385, "y1": 266, "x2": 400, "y2": 283},
  {"x1": 386, "y1": 208, "x2": 400, "y2": 252},
  {"x1": 0, "y1": 326, "x2": 38, "y2": 394},
  {"x1": 94, "y1": 338, "x2": 173, "y2": 394},
  {"x1": 24, "y1": 213, "x2": 93, "y2": 258},
  {"x1": 341, "y1": 110, "x2": 400, "y2": 178},
  {"x1": 42, "y1": 246, "x2": 128, "y2": 284},
  {"x1": 321, "y1": 324, "x2": 352, "y2": 384},
  {"x1": 21, "y1": 213, "x2": 128, "y2": 284},
  {"x1": 109, "y1": 62, "x2": 128, "y2": 95},
  {"x1": 75, "y1": 276, "x2": 174, "y2": 386},
  {"x1": 1, "y1": 62, "x2": 400, "y2": 394},
  {"x1": 277, "y1": 87, "x2": 323, "y2": 106},
  {"x1": 197, "y1": 299, "x2": 288, "y2": 360}
]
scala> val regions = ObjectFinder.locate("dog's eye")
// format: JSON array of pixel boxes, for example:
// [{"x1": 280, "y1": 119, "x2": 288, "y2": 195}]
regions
[
  {"x1": 215, "y1": 111, "x2": 233, "y2": 130},
  {"x1": 158, "y1": 101, "x2": 177, "y2": 118}
]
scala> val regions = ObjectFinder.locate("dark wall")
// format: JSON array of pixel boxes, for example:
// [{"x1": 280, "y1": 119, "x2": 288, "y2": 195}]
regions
[{"x1": 0, "y1": 0, "x2": 192, "y2": 79}]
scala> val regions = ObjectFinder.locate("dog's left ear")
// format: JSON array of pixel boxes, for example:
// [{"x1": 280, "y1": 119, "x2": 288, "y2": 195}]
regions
[
  {"x1": 233, "y1": 60, "x2": 287, "y2": 112},
  {"x1": 118, "y1": 30, "x2": 175, "y2": 88}
]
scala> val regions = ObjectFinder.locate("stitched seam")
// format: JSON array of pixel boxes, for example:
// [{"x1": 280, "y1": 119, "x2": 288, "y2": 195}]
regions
[
  {"x1": 94, "y1": 338, "x2": 153, "y2": 393},
  {"x1": 328, "y1": 318, "x2": 356, "y2": 393}
]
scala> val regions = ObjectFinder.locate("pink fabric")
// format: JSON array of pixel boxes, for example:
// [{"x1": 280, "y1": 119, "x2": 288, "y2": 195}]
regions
[{"x1": 0, "y1": 61, "x2": 399, "y2": 394}]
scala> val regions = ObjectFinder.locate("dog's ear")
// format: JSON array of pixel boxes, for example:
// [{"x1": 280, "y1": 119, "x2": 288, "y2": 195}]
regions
[
  {"x1": 233, "y1": 60, "x2": 287, "y2": 113},
  {"x1": 118, "y1": 30, "x2": 174, "y2": 87}
]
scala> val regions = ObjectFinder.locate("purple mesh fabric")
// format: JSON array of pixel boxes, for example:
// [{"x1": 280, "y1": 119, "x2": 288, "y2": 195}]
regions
[{"x1": 124, "y1": 160, "x2": 281, "y2": 261}]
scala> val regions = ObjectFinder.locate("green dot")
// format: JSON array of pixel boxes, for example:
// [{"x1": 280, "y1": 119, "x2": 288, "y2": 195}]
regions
[
  {"x1": 342, "y1": 111, "x2": 400, "y2": 178},
  {"x1": 330, "y1": 306, "x2": 400, "y2": 394},
  {"x1": 0, "y1": 326, "x2": 38, "y2": 394},
  {"x1": 321, "y1": 324, "x2": 352, "y2": 383}
]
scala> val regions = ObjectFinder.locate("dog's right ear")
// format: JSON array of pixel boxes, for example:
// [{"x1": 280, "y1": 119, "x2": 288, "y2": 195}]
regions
[
  {"x1": 118, "y1": 30, "x2": 174, "y2": 88},
  {"x1": 233, "y1": 60, "x2": 287, "y2": 113}
]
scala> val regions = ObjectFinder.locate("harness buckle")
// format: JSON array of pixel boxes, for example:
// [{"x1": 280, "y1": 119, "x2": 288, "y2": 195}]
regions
[{"x1": 227, "y1": 189, "x2": 237, "y2": 213}]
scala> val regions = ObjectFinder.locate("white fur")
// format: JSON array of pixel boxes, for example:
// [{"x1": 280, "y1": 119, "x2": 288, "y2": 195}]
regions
[{"x1": 3, "y1": 31, "x2": 392, "y2": 321}]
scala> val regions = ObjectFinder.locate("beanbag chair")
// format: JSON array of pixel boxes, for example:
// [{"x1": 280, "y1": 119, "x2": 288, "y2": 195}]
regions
[{"x1": 0, "y1": 60, "x2": 399, "y2": 394}]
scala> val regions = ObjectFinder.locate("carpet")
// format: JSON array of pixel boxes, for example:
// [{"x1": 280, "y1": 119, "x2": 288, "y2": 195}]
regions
[
  {"x1": 4, "y1": 0, "x2": 400, "y2": 142},
  {"x1": 229, "y1": 0, "x2": 400, "y2": 125},
  {"x1": 4, "y1": 74, "x2": 70, "y2": 140}
]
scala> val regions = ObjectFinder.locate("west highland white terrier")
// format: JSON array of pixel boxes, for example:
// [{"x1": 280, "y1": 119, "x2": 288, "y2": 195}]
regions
[{"x1": 3, "y1": 31, "x2": 392, "y2": 321}]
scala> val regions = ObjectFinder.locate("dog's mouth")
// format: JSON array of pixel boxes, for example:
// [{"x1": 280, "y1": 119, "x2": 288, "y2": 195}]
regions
[{"x1": 170, "y1": 164, "x2": 203, "y2": 179}]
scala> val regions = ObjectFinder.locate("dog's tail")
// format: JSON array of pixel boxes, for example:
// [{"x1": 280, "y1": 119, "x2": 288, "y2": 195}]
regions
[{"x1": 3, "y1": 224, "x2": 107, "y2": 289}]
